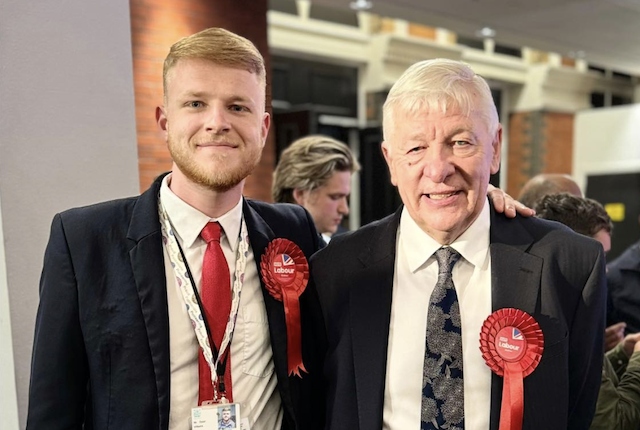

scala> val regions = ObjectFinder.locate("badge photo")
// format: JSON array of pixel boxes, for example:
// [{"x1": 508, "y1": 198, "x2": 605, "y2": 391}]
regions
[{"x1": 192, "y1": 402, "x2": 242, "y2": 430}]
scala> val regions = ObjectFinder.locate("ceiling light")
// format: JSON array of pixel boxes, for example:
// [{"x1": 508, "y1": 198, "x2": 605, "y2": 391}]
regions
[
  {"x1": 476, "y1": 27, "x2": 496, "y2": 38},
  {"x1": 350, "y1": 0, "x2": 373, "y2": 11}
]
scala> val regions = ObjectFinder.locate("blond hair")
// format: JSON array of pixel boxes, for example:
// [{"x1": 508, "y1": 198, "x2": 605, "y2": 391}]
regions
[
  {"x1": 272, "y1": 135, "x2": 360, "y2": 203},
  {"x1": 163, "y1": 27, "x2": 266, "y2": 98},
  {"x1": 383, "y1": 58, "x2": 499, "y2": 140}
]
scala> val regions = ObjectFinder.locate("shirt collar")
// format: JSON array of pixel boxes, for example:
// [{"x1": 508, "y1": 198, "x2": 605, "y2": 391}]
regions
[
  {"x1": 400, "y1": 197, "x2": 491, "y2": 272},
  {"x1": 160, "y1": 173, "x2": 243, "y2": 251}
]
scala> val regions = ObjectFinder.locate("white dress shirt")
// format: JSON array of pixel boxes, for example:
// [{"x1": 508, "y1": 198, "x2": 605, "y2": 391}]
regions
[
  {"x1": 383, "y1": 200, "x2": 493, "y2": 430},
  {"x1": 160, "y1": 175, "x2": 282, "y2": 430}
]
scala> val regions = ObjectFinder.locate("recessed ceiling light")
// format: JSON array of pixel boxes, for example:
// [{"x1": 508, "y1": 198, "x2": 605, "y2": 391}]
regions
[
  {"x1": 569, "y1": 50, "x2": 586, "y2": 59},
  {"x1": 475, "y1": 27, "x2": 496, "y2": 38},
  {"x1": 350, "y1": 0, "x2": 373, "y2": 11}
]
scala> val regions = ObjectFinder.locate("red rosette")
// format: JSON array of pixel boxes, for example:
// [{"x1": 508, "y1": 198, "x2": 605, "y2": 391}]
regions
[
  {"x1": 260, "y1": 238, "x2": 309, "y2": 377},
  {"x1": 479, "y1": 308, "x2": 544, "y2": 430}
]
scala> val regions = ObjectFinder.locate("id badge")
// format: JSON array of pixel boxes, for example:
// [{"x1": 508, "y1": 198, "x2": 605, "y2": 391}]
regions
[{"x1": 192, "y1": 402, "x2": 242, "y2": 429}]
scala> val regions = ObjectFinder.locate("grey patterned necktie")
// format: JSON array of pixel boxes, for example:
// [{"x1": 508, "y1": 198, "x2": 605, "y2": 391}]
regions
[{"x1": 421, "y1": 246, "x2": 464, "y2": 429}]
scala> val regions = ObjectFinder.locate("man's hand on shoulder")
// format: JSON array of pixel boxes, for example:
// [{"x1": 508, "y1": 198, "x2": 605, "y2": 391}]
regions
[{"x1": 487, "y1": 184, "x2": 535, "y2": 218}]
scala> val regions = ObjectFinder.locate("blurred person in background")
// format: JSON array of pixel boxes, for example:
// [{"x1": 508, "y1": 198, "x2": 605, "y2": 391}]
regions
[
  {"x1": 272, "y1": 135, "x2": 359, "y2": 243},
  {"x1": 535, "y1": 193, "x2": 612, "y2": 253},
  {"x1": 518, "y1": 173, "x2": 583, "y2": 209},
  {"x1": 607, "y1": 216, "x2": 640, "y2": 334},
  {"x1": 518, "y1": 174, "x2": 625, "y2": 349},
  {"x1": 537, "y1": 192, "x2": 640, "y2": 430}
]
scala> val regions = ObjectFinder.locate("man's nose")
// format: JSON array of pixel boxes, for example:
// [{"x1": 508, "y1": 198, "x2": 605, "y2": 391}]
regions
[
  {"x1": 338, "y1": 197, "x2": 349, "y2": 215},
  {"x1": 205, "y1": 106, "x2": 231, "y2": 134},
  {"x1": 421, "y1": 147, "x2": 455, "y2": 183}
]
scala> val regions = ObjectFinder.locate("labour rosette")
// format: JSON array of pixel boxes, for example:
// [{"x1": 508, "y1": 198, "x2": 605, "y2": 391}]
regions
[
  {"x1": 260, "y1": 238, "x2": 309, "y2": 377},
  {"x1": 479, "y1": 308, "x2": 544, "y2": 430}
]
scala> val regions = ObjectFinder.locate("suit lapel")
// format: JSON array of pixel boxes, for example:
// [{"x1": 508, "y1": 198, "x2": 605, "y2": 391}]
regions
[
  {"x1": 489, "y1": 215, "x2": 540, "y2": 314},
  {"x1": 488, "y1": 207, "x2": 542, "y2": 430},
  {"x1": 350, "y1": 210, "x2": 401, "y2": 429},
  {"x1": 242, "y1": 201, "x2": 297, "y2": 424},
  {"x1": 128, "y1": 174, "x2": 170, "y2": 430}
]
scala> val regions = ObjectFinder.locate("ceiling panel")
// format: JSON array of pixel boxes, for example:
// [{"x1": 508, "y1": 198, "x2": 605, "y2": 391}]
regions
[{"x1": 313, "y1": 0, "x2": 640, "y2": 75}]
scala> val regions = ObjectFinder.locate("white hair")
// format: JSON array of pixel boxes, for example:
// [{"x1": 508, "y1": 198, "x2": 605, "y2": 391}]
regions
[{"x1": 382, "y1": 58, "x2": 499, "y2": 140}]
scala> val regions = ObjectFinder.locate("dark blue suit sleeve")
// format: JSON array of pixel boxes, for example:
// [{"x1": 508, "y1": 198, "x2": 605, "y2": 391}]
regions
[
  {"x1": 27, "y1": 214, "x2": 88, "y2": 429},
  {"x1": 568, "y1": 247, "x2": 607, "y2": 429}
]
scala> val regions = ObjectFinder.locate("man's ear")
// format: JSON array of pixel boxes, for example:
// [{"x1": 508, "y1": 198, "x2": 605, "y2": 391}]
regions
[
  {"x1": 292, "y1": 188, "x2": 306, "y2": 205},
  {"x1": 156, "y1": 106, "x2": 168, "y2": 141},
  {"x1": 261, "y1": 112, "x2": 271, "y2": 147},
  {"x1": 490, "y1": 125, "x2": 503, "y2": 175}
]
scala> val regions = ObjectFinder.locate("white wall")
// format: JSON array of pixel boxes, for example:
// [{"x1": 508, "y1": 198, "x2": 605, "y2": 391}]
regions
[
  {"x1": 0, "y1": 195, "x2": 19, "y2": 430},
  {"x1": 0, "y1": 0, "x2": 140, "y2": 427},
  {"x1": 574, "y1": 104, "x2": 640, "y2": 190}
]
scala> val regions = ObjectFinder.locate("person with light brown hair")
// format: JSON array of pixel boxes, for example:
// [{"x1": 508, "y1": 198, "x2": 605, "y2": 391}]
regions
[
  {"x1": 27, "y1": 27, "x2": 325, "y2": 430},
  {"x1": 273, "y1": 135, "x2": 359, "y2": 241}
]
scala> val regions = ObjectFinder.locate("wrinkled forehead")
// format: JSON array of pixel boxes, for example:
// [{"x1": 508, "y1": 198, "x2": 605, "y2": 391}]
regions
[
  {"x1": 384, "y1": 94, "x2": 498, "y2": 138},
  {"x1": 393, "y1": 90, "x2": 490, "y2": 117}
]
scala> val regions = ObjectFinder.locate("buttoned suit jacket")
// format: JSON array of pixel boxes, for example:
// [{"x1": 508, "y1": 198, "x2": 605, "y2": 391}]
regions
[
  {"x1": 27, "y1": 173, "x2": 326, "y2": 430},
  {"x1": 311, "y1": 204, "x2": 606, "y2": 430}
]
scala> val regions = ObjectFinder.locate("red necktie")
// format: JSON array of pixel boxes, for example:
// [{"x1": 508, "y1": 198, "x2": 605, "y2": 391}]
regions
[{"x1": 198, "y1": 222, "x2": 233, "y2": 404}]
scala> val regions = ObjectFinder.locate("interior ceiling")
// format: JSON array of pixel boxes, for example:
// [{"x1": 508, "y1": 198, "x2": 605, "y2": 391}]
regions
[{"x1": 313, "y1": 0, "x2": 640, "y2": 76}]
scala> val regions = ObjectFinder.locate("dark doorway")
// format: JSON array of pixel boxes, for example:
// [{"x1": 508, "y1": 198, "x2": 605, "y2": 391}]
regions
[{"x1": 359, "y1": 127, "x2": 401, "y2": 225}]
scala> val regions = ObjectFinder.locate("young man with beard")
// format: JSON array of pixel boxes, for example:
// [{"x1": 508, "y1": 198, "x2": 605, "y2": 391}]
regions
[{"x1": 26, "y1": 28, "x2": 325, "y2": 430}]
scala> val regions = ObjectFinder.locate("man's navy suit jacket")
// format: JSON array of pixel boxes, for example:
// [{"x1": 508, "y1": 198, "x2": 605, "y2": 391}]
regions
[
  {"x1": 311, "y1": 204, "x2": 606, "y2": 430},
  {"x1": 27, "y1": 173, "x2": 326, "y2": 430}
]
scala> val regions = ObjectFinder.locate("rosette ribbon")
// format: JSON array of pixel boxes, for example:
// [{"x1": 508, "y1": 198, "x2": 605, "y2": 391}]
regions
[
  {"x1": 479, "y1": 308, "x2": 544, "y2": 430},
  {"x1": 260, "y1": 238, "x2": 309, "y2": 377}
]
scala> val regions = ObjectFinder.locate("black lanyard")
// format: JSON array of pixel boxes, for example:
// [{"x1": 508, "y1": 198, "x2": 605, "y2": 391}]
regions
[{"x1": 175, "y1": 238, "x2": 232, "y2": 383}]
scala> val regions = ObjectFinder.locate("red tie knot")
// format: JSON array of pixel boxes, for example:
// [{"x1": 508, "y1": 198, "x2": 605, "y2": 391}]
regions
[{"x1": 201, "y1": 222, "x2": 222, "y2": 243}]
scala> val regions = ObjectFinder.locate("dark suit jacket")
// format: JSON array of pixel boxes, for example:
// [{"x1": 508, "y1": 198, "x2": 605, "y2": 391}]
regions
[
  {"x1": 311, "y1": 205, "x2": 606, "y2": 430},
  {"x1": 26, "y1": 173, "x2": 326, "y2": 430},
  {"x1": 606, "y1": 240, "x2": 640, "y2": 333}
]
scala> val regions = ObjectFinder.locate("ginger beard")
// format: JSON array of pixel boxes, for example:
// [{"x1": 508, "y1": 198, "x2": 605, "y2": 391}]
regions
[{"x1": 168, "y1": 133, "x2": 263, "y2": 192}]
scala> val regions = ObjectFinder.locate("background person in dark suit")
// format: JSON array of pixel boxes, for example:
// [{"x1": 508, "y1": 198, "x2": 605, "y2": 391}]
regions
[
  {"x1": 607, "y1": 229, "x2": 640, "y2": 334},
  {"x1": 311, "y1": 58, "x2": 606, "y2": 430},
  {"x1": 26, "y1": 28, "x2": 325, "y2": 430},
  {"x1": 516, "y1": 174, "x2": 626, "y2": 351},
  {"x1": 535, "y1": 192, "x2": 640, "y2": 430}
]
